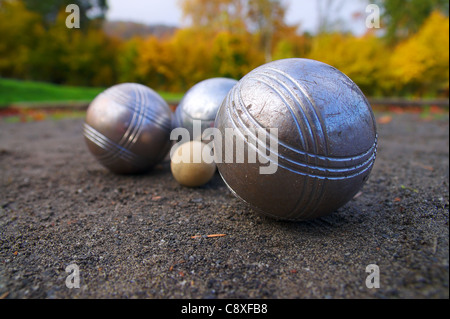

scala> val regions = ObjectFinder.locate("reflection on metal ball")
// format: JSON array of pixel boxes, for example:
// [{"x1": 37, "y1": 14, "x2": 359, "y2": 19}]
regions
[
  {"x1": 84, "y1": 83, "x2": 172, "y2": 174},
  {"x1": 172, "y1": 78, "x2": 238, "y2": 140},
  {"x1": 215, "y1": 58, "x2": 378, "y2": 221}
]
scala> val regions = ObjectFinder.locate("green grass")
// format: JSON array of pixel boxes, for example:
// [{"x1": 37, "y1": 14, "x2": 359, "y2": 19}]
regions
[
  {"x1": 0, "y1": 78, "x2": 104, "y2": 106},
  {"x1": 0, "y1": 78, "x2": 184, "y2": 107},
  {"x1": 159, "y1": 91, "x2": 185, "y2": 104}
]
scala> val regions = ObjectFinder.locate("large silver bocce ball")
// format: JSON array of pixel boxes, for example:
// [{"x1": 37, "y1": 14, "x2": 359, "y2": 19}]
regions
[
  {"x1": 214, "y1": 58, "x2": 378, "y2": 221},
  {"x1": 84, "y1": 83, "x2": 172, "y2": 174},
  {"x1": 172, "y1": 78, "x2": 238, "y2": 140}
]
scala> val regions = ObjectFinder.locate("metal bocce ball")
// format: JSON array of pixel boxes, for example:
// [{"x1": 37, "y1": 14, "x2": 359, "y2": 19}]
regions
[
  {"x1": 84, "y1": 83, "x2": 172, "y2": 174},
  {"x1": 172, "y1": 78, "x2": 238, "y2": 140},
  {"x1": 214, "y1": 58, "x2": 378, "y2": 221}
]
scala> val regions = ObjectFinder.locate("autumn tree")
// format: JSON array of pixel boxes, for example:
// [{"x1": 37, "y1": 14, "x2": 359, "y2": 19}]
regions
[
  {"x1": 211, "y1": 31, "x2": 265, "y2": 79},
  {"x1": 0, "y1": 0, "x2": 44, "y2": 79},
  {"x1": 21, "y1": 0, "x2": 108, "y2": 29},
  {"x1": 26, "y1": 10, "x2": 119, "y2": 86},
  {"x1": 0, "y1": 0, "x2": 119, "y2": 86},
  {"x1": 272, "y1": 32, "x2": 312, "y2": 61},
  {"x1": 247, "y1": 0, "x2": 291, "y2": 62},
  {"x1": 389, "y1": 11, "x2": 449, "y2": 96},
  {"x1": 374, "y1": 0, "x2": 449, "y2": 43},
  {"x1": 117, "y1": 37, "x2": 144, "y2": 84},
  {"x1": 316, "y1": 0, "x2": 347, "y2": 34},
  {"x1": 179, "y1": 0, "x2": 295, "y2": 62},
  {"x1": 308, "y1": 32, "x2": 390, "y2": 96},
  {"x1": 179, "y1": 0, "x2": 247, "y2": 32}
]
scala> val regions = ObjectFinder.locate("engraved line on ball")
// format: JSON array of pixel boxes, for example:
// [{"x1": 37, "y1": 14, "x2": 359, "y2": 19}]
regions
[
  {"x1": 104, "y1": 87, "x2": 171, "y2": 132},
  {"x1": 83, "y1": 124, "x2": 148, "y2": 168},
  {"x1": 234, "y1": 88, "x2": 322, "y2": 219},
  {"x1": 229, "y1": 105, "x2": 377, "y2": 177},
  {"x1": 83, "y1": 124, "x2": 143, "y2": 166},
  {"x1": 232, "y1": 82, "x2": 377, "y2": 175},
  {"x1": 117, "y1": 85, "x2": 145, "y2": 151},
  {"x1": 227, "y1": 101, "x2": 374, "y2": 179},
  {"x1": 256, "y1": 68, "x2": 330, "y2": 157},
  {"x1": 234, "y1": 79, "x2": 377, "y2": 165},
  {"x1": 235, "y1": 79, "x2": 314, "y2": 218},
  {"x1": 246, "y1": 71, "x2": 327, "y2": 216},
  {"x1": 257, "y1": 67, "x2": 329, "y2": 218},
  {"x1": 225, "y1": 106, "x2": 321, "y2": 221},
  {"x1": 232, "y1": 92, "x2": 377, "y2": 174},
  {"x1": 243, "y1": 76, "x2": 314, "y2": 154},
  {"x1": 265, "y1": 66, "x2": 331, "y2": 151}
]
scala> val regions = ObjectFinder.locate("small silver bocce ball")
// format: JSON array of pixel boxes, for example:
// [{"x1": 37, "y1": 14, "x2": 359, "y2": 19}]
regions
[
  {"x1": 172, "y1": 78, "x2": 238, "y2": 140},
  {"x1": 214, "y1": 58, "x2": 378, "y2": 221},
  {"x1": 84, "y1": 83, "x2": 172, "y2": 174}
]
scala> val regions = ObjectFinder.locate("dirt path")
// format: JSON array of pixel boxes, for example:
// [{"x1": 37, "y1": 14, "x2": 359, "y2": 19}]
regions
[{"x1": 0, "y1": 112, "x2": 448, "y2": 299}]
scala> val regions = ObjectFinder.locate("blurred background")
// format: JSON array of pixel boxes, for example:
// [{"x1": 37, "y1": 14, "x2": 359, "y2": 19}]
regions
[{"x1": 0, "y1": 0, "x2": 448, "y2": 108}]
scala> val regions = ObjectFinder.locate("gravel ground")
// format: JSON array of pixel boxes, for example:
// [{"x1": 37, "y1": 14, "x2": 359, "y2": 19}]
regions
[{"x1": 0, "y1": 112, "x2": 448, "y2": 299}]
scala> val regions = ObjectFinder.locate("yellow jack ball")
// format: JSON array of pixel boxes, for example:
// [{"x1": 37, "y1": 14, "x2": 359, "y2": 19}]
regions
[{"x1": 170, "y1": 141, "x2": 216, "y2": 187}]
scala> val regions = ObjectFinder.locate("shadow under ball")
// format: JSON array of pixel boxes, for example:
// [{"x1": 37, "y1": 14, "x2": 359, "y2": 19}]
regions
[
  {"x1": 172, "y1": 78, "x2": 238, "y2": 140},
  {"x1": 84, "y1": 83, "x2": 172, "y2": 174},
  {"x1": 215, "y1": 58, "x2": 378, "y2": 221}
]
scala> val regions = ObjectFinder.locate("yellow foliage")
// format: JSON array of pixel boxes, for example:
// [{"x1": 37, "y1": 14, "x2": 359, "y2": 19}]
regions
[
  {"x1": 136, "y1": 28, "x2": 264, "y2": 92},
  {"x1": 211, "y1": 31, "x2": 264, "y2": 79},
  {"x1": 389, "y1": 11, "x2": 449, "y2": 95},
  {"x1": 272, "y1": 32, "x2": 311, "y2": 61},
  {"x1": 1, "y1": 1, "x2": 448, "y2": 97},
  {"x1": 179, "y1": 0, "x2": 247, "y2": 32},
  {"x1": 0, "y1": 2, "x2": 119, "y2": 86},
  {"x1": 117, "y1": 37, "x2": 144, "y2": 83},
  {"x1": 170, "y1": 29, "x2": 216, "y2": 88},
  {"x1": 0, "y1": 1, "x2": 44, "y2": 78},
  {"x1": 308, "y1": 33, "x2": 390, "y2": 96},
  {"x1": 136, "y1": 29, "x2": 216, "y2": 92}
]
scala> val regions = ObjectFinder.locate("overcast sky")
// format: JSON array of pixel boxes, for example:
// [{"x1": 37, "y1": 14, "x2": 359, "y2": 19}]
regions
[{"x1": 106, "y1": 0, "x2": 369, "y2": 35}]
